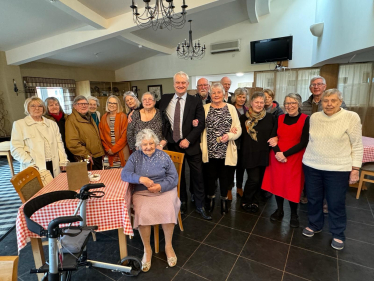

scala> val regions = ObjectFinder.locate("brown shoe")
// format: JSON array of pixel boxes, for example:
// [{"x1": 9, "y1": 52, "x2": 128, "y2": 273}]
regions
[
  {"x1": 227, "y1": 190, "x2": 233, "y2": 200},
  {"x1": 236, "y1": 188, "x2": 243, "y2": 198}
]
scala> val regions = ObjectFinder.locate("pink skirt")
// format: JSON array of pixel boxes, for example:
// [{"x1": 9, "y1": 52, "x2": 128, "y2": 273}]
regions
[{"x1": 132, "y1": 188, "x2": 181, "y2": 229}]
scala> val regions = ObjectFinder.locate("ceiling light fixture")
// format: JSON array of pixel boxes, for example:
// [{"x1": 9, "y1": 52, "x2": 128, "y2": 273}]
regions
[
  {"x1": 176, "y1": 20, "x2": 206, "y2": 60},
  {"x1": 130, "y1": 0, "x2": 188, "y2": 31},
  {"x1": 236, "y1": 72, "x2": 244, "y2": 77}
]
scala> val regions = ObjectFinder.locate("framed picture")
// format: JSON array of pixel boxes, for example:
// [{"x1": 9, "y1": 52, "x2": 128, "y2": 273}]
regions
[
  {"x1": 131, "y1": 86, "x2": 138, "y2": 95},
  {"x1": 148, "y1": 84, "x2": 163, "y2": 101}
]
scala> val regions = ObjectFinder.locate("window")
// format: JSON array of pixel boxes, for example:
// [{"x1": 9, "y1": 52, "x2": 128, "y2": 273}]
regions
[
  {"x1": 36, "y1": 87, "x2": 72, "y2": 114},
  {"x1": 338, "y1": 63, "x2": 373, "y2": 106}
]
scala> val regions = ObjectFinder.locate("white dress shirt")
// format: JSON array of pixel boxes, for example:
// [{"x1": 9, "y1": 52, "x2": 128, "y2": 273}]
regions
[{"x1": 166, "y1": 93, "x2": 187, "y2": 140}]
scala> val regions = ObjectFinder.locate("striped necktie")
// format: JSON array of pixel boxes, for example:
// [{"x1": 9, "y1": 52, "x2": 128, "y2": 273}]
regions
[{"x1": 173, "y1": 97, "x2": 181, "y2": 142}]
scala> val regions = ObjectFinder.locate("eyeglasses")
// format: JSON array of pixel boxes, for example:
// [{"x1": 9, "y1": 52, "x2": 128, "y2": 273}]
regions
[
  {"x1": 30, "y1": 105, "x2": 43, "y2": 109},
  {"x1": 285, "y1": 102, "x2": 298, "y2": 106},
  {"x1": 310, "y1": 83, "x2": 325, "y2": 87},
  {"x1": 76, "y1": 103, "x2": 89, "y2": 106},
  {"x1": 197, "y1": 84, "x2": 209, "y2": 87},
  {"x1": 108, "y1": 102, "x2": 118, "y2": 105}
]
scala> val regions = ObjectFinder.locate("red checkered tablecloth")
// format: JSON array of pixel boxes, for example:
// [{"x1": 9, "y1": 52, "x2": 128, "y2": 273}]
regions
[
  {"x1": 16, "y1": 169, "x2": 133, "y2": 252},
  {"x1": 362, "y1": 136, "x2": 374, "y2": 163}
]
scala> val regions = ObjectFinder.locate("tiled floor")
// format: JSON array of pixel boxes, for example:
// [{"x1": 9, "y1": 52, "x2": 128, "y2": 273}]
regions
[{"x1": 1, "y1": 184, "x2": 374, "y2": 280}]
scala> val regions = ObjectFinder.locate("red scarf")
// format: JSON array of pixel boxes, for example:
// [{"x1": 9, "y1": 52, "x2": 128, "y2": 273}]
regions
[{"x1": 50, "y1": 111, "x2": 63, "y2": 122}]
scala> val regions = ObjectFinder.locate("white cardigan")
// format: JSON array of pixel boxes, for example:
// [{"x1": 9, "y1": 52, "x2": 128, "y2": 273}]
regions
[
  {"x1": 10, "y1": 116, "x2": 68, "y2": 177},
  {"x1": 200, "y1": 103, "x2": 242, "y2": 166}
]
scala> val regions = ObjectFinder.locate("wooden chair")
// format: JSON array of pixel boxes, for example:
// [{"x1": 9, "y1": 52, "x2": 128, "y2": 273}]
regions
[
  {"x1": 0, "y1": 256, "x2": 19, "y2": 281},
  {"x1": 10, "y1": 166, "x2": 43, "y2": 203},
  {"x1": 356, "y1": 162, "x2": 374, "y2": 199},
  {"x1": 153, "y1": 150, "x2": 185, "y2": 253},
  {"x1": 0, "y1": 141, "x2": 15, "y2": 176}
]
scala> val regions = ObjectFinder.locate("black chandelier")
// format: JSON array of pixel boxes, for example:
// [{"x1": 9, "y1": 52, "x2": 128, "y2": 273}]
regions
[
  {"x1": 130, "y1": 0, "x2": 188, "y2": 30},
  {"x1": 176, "y1": 20, "x2": 206, "y2": 60}
]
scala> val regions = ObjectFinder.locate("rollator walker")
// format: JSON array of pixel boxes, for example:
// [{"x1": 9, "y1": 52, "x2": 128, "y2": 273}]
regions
[{"x1": 23, "y1": 183, "x2": 142, "y2": 281}]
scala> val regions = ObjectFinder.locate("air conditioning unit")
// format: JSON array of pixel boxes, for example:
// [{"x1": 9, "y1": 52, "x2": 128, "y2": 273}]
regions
[{"x1": 210, "y1": 39, "x2": 240, "y2": 54}]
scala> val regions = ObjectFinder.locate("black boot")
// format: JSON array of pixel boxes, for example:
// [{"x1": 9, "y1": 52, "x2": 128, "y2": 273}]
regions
[
  {"x1": 290, "y1": 213, "x2": 299, "y2": 228},
  {"x1": 207, "y1": 195, "x2": 215, "y2": 213},
  {"x1": 221, "y1": 197, "x2": 229, "y2": 215}
]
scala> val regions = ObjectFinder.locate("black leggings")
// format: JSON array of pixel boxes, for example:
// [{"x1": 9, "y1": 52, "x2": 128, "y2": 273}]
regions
[{"x1": 275, "y1": 195, "x2": 298, "y2": 215}]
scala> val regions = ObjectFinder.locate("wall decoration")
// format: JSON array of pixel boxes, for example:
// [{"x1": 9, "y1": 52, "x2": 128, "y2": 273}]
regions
[
  {"x1": 147, "y1": 85, "x2": 163, "y2": 101},
  {"x1": 132, "y1": 86, "x2": 138, "y2": 95}
]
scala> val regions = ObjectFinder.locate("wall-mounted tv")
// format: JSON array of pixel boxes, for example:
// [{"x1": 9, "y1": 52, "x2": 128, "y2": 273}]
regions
[{"x1": 250, "y1": 36, "x2": 293, "y2": 64}]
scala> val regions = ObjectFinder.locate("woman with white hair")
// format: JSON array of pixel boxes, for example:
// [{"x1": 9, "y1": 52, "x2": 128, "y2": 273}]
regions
[
  {"x1": 227, "y1": 87, "x2": 249, "y2": 199},
  {"x1": 87, "y1": 96, "x2": 101, "y2": 127},
  {"x1": 261, "y1": 93, "x2": 310, "y2": 228},
  {"x1": 123, "y1": 91, "x2": 141, "y2": 116},
  {"x1": 99, "y1": 95, "x2": 129, "y2": 168},
  {"x1": 302, "y1": 89, "x2": 363, "y2": 250},
  {"x1": 201, "y1": 83, "x2": 242, "y2": 215},
  {"x1": 121, "y1": 129, "x2": 179, "y2": 272},
  {"x1": 11, "y1": 96, "x2": 68, "y2": 177}
]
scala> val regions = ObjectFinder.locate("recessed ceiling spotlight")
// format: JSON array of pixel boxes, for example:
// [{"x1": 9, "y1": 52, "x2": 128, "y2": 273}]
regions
[
  {"x1": 236, "y1": 72, "x2": 244, "y2": 77},
  {"x1": 138, "y1": 45, "x2": 143, "y2": 48}
]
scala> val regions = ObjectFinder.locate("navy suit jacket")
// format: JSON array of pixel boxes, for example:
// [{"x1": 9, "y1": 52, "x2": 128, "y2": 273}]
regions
[{"x1": 159, "y1": 93, "x2": 205, "y2": 155}]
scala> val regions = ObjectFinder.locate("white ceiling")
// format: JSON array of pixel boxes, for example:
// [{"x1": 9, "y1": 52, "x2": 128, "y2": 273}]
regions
[
  {"x1": 77, "y1": 0, "x2": 135, "y2": 19},
  {"x1": 38, "y1": 37, "x2": 160, "y2": 70},
  {"x1": 132, "y1": 0, "x2": 249, "y2": 49},
  {"x1": 0, "y1": 0, "x2": 85, "y2": 51},
  {"x1": 1, "y1": 0, "x2": 255, "y2": 70}
]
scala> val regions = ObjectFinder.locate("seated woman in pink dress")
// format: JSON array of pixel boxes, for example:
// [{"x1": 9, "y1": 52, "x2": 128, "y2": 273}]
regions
[
  {"x1": 121, "y1": 129, "x2": 179, "y2": 272},
  {"x1": 261, "y1": 93, "x2": 309, "y2": 228}
]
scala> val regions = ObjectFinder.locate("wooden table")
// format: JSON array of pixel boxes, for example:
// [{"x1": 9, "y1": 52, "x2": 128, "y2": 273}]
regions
[{"x1": 16, "y1": 169, "x2": 133, "y2": 280}]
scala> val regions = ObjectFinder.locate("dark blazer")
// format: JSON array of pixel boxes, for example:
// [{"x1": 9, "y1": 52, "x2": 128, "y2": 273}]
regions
[{"x1": 159, "y1": 93, "x2": 205, "y2": 155}]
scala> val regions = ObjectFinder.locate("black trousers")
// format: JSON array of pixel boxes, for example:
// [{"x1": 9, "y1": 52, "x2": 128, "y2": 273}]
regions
[
  {"x1": 168, "y1": 143, "x2": 205, "y2": 209},
  {"x1": 92, "y1": 156, "x2": 103, "y2": 171},
  {"x1": 242, "y1": 166, "x2": 266, "y2": 205},
  {"x1": 204, "y1": 158, "x2": 235, "y2": 198},
  {"x1": 46, "y1": 161, "x2": 54, "y2": 177},
  {"x1": 234, "y1": 149, "x2": 245, "y2": 189}
]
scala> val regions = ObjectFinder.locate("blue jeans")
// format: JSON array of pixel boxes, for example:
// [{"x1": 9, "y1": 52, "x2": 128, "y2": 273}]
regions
[{"x1": 303, "y1": 164, "x2": 350, "y2": 241}]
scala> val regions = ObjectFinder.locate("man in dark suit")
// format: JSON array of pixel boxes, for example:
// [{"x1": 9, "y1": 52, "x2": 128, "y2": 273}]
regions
[
  {"x1": 159, "y1": 71, "x2": 211, "y2": 220},
  {"x1": 220, "y1": 76, "x2": 234, "y2": 104},
  {"x1": 196, "y1": 77, "x2": 211, "y2": 105}
]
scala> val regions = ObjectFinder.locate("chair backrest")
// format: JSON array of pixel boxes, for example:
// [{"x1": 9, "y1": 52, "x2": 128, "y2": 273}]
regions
[
  {"x1": 10, "y1": 167, "x2": 44, "y2": 203},
  {"x1": 0, "y1": 256, "x2": 19, "y2": 281},
  {"x1": 164, "y1": 150, "x2": 185, "y2": 199}
]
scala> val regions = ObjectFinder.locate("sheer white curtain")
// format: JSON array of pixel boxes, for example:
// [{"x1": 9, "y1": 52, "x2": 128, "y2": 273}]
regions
[
  {"x1": 297, "y1": 68, "x2": 320, "y2": 101},
  {"x1": 256, "y1": 72, "x2": 275, "y2": 90},
  {"x1": 275, "y1": 70, "x2": 297, "y2": 104},
  {"x1": 338, "y1": 63, "x2": 372, "y2": 106},
  {"x1": 338, "y1": 62, "x2": 373, "y2": 137}
]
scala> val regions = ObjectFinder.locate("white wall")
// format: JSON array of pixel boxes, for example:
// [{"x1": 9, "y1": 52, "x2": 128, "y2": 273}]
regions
[
  {"x1": 116, "y1": 0, "x2": 316, "y2": 81},
  {"x1": 191, "y1": 73, "x2": 254, "y2": 90},
  {"x1": 312, "y1": 0, "x2": 374, "y2": 65}
]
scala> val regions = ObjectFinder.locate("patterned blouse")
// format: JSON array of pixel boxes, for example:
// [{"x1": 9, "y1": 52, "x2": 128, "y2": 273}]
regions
[
  {"x1": 206, "y1": 105, "x2": 232, "y2": 159},
  {"x1": 127, "y1": 109, "x2": 165, "y2": 151}
]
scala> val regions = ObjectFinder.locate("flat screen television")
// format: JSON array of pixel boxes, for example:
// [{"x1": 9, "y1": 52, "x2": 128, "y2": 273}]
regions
[{"x1": 250, "y1": 36, "x2": 293, "y2": 64}]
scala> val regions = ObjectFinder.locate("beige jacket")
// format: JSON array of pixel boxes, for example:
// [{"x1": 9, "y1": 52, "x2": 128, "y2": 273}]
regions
[
  {"x1": 201, "y1": 103, "x2": 242, "y2": 166},
  {"x1": 10, "y1": 116, "x2": 68, "y2": 177}
]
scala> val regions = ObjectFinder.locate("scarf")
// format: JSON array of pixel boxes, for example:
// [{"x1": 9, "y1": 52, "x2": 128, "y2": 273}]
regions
[
  {"x1": 245, "y1": 107, "x2": 266, "y2": 141},
  {"x1": 49, "y1": 111, "x2": 63, "y2": 122}
]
